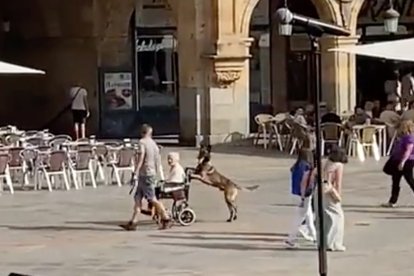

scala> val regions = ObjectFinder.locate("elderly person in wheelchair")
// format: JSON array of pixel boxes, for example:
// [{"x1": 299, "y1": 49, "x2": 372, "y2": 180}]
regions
[
  {"x1": 143, "y1": 152, "x2": 195, "y2": 226},
  {"x1": 155, "y1": 152, "x2": 187, "y2": 196},
  {"x1": 165, "y1": 152, "x2": 186, "y2": 183}
]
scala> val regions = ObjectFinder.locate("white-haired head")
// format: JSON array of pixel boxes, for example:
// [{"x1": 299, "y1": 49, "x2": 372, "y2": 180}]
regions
[{"x1": 167, "y1": 152, "x2": 180, "y2": 165}]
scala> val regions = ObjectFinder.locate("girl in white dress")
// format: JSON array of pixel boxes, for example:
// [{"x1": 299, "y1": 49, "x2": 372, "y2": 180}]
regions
[{"x1": 319, "y1": 148, "x2": 348, "y2": 252}]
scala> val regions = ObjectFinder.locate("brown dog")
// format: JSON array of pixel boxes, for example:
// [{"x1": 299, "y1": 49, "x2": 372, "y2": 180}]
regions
[{"x1": 191, "y1": 145, "x2": 259, "y2": 222}]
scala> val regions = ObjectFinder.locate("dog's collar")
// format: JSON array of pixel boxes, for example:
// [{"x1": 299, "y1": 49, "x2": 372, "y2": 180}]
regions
[
  {"x1": 206, "y1": 164, "x2": 215, "y2": 174},
  {"x1": 207, "y1": 161, "x2": 216, "y2": 174}
]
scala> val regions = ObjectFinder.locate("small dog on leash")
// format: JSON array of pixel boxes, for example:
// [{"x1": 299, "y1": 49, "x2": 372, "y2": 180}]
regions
[{"x1": 191, "y1": 145, "x2": 259, "y2": 222}]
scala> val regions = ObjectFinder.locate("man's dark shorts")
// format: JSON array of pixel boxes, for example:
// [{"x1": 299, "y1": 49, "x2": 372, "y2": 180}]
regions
[
  {"x1": 72, "y1": 109, "x2": 87, "y2": 124},
  {"x1": 134, "y1": 175, "x2": 156, "y2": 202}
]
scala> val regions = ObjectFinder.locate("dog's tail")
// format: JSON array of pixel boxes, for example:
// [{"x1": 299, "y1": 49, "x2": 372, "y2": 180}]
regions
[{"x1": 236, "y1": 184, "x2": 259, "y2": 192}]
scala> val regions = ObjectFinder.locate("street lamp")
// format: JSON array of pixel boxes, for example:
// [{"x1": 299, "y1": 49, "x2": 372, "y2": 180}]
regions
[
  {"x1": 275, "y1": 5, "x2": 350, "y2": 276},
  {"x1": 383, "y1": 1, "x2": 400, "y2": 34},
  {"x1": 275, "y1": 8, "x2": 293, "y2": 36}
]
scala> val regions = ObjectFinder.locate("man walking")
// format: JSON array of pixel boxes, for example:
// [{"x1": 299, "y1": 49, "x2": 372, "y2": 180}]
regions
[
  {"x1": 120, "y1": 124, "x2": 171, "y2": 231},
  {"x1": 69, "y1": 84, "x2": 89, "y2": 140}
]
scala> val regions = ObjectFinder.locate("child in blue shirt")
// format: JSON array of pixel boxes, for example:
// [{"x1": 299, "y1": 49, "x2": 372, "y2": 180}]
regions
[{"x1": 285, "y1": 148, "x2": 317, "y2": 248}]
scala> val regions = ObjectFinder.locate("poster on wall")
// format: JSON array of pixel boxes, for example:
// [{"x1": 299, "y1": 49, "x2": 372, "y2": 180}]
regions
[{"x1": 103, "y1": 72, "x2": 133, "y2": 110}]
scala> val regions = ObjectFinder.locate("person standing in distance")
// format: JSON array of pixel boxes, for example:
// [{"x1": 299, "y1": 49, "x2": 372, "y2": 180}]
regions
[
  {"x1": 69, "y1": 84, "x2": 89, "y2": 140},
  {"x1": 120, "y1": 124, "x2": 172, "y2": 231}
]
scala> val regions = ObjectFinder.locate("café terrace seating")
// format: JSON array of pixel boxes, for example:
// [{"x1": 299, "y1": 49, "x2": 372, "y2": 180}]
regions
[
  {"x1": 254, "y1": 112, "x2": 392, "y2": 160},
  {"x1": 0, "y1": 126, "x2": 138, "y2": 195}
]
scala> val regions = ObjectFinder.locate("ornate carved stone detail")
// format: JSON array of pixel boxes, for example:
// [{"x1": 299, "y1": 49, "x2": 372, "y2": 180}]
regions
[
  {"x1": 205, "y1": 37, "x2": 252, "y2": 87},
  {"x1": 215, "y1": 70, "x2": 242, "y2": 87}
]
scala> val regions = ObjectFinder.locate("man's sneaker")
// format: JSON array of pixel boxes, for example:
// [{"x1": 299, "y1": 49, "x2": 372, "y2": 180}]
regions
[
  {"x1": 285, "y1": 240, "x2": 299, "y2": 249},
  {"x1": 328, "y1": 245, "x2": 346, "y2": 252},
  {"x1": 119, "y1": 221, "x2": 138, "y2": 231},
  {"x1": 381, "y1": 202, "x2": 396, "y2": 208}
]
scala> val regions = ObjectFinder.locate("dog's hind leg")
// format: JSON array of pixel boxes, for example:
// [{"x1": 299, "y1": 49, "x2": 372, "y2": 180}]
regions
[
  {"x1": 232, "y1": 204, "x2": 238, "y2": 221},
  {"x1": 230, "y1": 192, "x2": 238, "y2": 221},
  {"x1": 224, "y1": 194, "x2": 234, "y2": 222},
  {"x1": 224, "y1": 190, "x2": 238, "y2": 222}
]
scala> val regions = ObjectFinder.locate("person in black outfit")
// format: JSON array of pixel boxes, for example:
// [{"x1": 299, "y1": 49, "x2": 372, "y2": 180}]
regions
[
  {"x1": 321, "y1": 106, "x2": 342, "y2": 124},
  {"x1": 382, "y1": 120, "x2": 414, "y2": 208}
]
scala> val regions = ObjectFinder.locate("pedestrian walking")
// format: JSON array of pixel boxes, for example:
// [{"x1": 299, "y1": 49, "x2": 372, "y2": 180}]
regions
[
  {"x1": 285, "y1": 149, "x2": 317, "y2": 248},
  {"x1": 120, "y1": 124, "x2": 172, "y2": 231},
  {"x1": 319, "y1": 147, "x2": 348, "y2": 252},
  {"x1": 69, "y1": 84, "x2": 89, "y2": 140},
  {"x1": 382, "y1": 120, "x2": 414, "y2": 208}
]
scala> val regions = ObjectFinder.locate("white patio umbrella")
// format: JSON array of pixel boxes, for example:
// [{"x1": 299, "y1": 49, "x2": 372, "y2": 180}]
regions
[
  {"x1": 329, "y1": 38, "x2": 414, "y2": 62},
  {"x1": 0, "y1": 61, "x2": 45, "y2": 74}
]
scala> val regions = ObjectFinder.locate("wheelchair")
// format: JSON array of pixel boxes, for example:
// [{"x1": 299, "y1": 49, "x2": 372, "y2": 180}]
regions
[{"x1": 152, "y1": 168, "x2": 196, "y2": 226}]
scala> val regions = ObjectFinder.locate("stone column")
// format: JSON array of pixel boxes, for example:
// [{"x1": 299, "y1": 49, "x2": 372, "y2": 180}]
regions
[
  {"x1": 320, "y1": 36, "x2": 359, "y2": 113},
  {"x1": 205, "y1": 42, "x2": 251, "y2": 144},
  {"x1": 176, "y1": 0, "x2": 207, "y2": 145},
  {"x1": 271, "y1": 34, "x2": 288, "y2": 113},
  {"x1": 177, "y1": 0, "x2": 251, "y2": 145}
]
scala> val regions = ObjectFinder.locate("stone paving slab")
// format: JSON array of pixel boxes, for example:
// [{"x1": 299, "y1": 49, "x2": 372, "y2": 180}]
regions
[{"x1": 1, "y1": 147, "x2": 414, "y2": 275}]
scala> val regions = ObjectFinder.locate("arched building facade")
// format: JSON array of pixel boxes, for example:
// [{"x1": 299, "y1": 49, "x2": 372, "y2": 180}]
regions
[{"x1": 1, "y1": 0, "x2": 408, "y2": 144}]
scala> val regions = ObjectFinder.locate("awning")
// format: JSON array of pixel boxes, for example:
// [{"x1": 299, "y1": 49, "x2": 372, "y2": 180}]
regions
[
  {"x1": 329, "y1": 38, "x2": 414, "y2": 62},
  {"x1": 0, "y1": 61, "x2": 45, "y2": 75}
]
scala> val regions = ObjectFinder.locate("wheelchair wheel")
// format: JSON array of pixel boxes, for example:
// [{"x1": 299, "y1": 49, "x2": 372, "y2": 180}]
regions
[
  {"x1": 178, "y1": 208, "x2": 196, "y2": 226},
  {"x1": 172, "y1": 202, "x2": 189, "y2": 220}
]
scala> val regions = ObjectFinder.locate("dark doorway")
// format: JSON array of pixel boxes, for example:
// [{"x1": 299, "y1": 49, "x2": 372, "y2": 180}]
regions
[{"x1": 135, "y1": 30, "x2": 179, "y2": 135}]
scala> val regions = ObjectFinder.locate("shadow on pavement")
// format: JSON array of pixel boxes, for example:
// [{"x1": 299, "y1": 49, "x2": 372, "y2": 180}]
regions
[
  {"x1": 382, "y1": 216, "x2": 414, "y2": 220},
  {"x1": 149, "y1": 234, "x2": 284, "y2": 243},
  {"x1": 0, "y1": 225, "x2": 120, "y2": 232},
  {"x1": 345, "y1": 209, "x2": 414, "y2": 215},
  {"x1": 271, "y1": 203, "x2": 414, "y2": 210},
  {"x1": 156, "y1": 242, "x2": 316, "y2": 252},
  {"x1": 65, "y1": 220, "x2": 155, "y2": 226},
  {"x1": 166, "y1": 231, "x2": 288, "y2": 237}
]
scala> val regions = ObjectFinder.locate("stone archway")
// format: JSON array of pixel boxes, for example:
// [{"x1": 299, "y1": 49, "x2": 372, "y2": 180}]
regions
[{"x1": 348, "y1": 0, "x2": 366, "y2": 33}]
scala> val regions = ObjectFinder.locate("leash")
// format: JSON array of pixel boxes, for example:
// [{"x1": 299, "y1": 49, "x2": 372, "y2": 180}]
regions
[{"x1": 129, "y1": 173, "x2": 137, "y2": 195}]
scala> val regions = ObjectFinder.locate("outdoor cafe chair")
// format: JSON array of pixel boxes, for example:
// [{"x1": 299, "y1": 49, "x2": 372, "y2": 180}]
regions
[
  {"x1": 109, "y1": 146, "x2": 135, "y2": 187},
  {"x1": 106, "y1": 142, "x2": 123, "y2": 164},
  {"x1": 0, "y1": 125, "x2": 13, "y2": 132},
  {"x1": 270, "y1": 121, "x2": 286, "y2": 151},
  {"x1": 386, "y1": 128, "x2": 398, "y2": 156},
  {"x1": 8, "y1": 146, "x2": 28, "y2": 185},
  {"x1": 254, "y1": 114, "x2": 275, "y2": 149},
  {"x1": 93, "y1": 144, "x2": 109, "y2": 184},
  {"x1": 273, "y1": 112, "x2": 287, "y2": 123},
  {"x1": 20, "y1": 148, "x2": 39, "y2": 189},
  {"x1": 348, "y1": 125, "x2": 379, "y2": 160},
  {"x1": 22, "y1": 130, "x2": 41, "y2": 138},
  {"x1": 289, "y1": 122, "x2": 309, "y2": 155},
  {"x1": 38, "y1": 150, "x2": 70, "y2": 191},
  {"x1": 76, "y1": 143, "x2": 93, "y2": 151},
  {"x1": 69, "y1": 149, "x2": 97, "y2": 189},
  {"x1": 48, "y1": 135, "x2": 72, "y2": 150},
  {"x1": 0, "y1": 152, "x2": 13, "y2": 194},
  {"x1": 321, "y1": 123, "x2": 344, "y2": 155},
  {"x1": 76, "y1": 138, "x2": 91, "y2": 144},
  {"x1": 4, "y1": 133, "x2": 21, "y2": 147},
  {"x1": 24, "y1": 137, "x2": 46, "y2": 147}
]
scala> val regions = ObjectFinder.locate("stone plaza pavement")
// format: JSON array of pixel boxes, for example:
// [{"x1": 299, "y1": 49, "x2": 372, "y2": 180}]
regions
[{"x1": 1, "y1": 146, "x2": 414, "y2": 276}]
